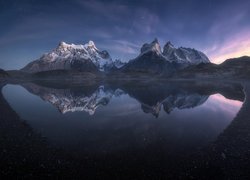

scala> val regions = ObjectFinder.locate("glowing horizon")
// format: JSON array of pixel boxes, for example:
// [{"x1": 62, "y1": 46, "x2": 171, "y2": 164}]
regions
[{"x1": 206, "y1": 30, "x2": 250, "y2": 64}]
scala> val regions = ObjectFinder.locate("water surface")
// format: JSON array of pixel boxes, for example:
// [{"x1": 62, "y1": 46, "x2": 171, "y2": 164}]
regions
[{"x1": 2, "y1": 82, "x2": 243, "y2": 158}]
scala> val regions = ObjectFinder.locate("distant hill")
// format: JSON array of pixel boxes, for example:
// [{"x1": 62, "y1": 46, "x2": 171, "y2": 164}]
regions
[{"x1": 173, "y1": 56, "x2": 250, "y2": 79}]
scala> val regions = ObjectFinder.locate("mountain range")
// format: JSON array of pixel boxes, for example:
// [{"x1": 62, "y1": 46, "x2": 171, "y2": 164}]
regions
[
  {"x1": 21, "y1": 39, "x2": 210, "y2": 75},
  {"x1": 0, "y1": 38, "x2": 248, "y2": 80}
]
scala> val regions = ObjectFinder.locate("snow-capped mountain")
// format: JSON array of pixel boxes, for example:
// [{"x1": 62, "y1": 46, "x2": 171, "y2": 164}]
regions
[
  {"x1": 122, "y1": 39, "x2": 210, "y2": 74},
  {"x1": 22, "y1": 41, "x2": 113, "y2": 73},
  {"x1": 21, "y1": 38, "x2": 210, "y2": 75},
  {"x1": 139, "y1": 38, "x2": 210, "y2": 65},
  {"x1": 121, "y1": 39, "x2": 177, "y2": 75},
  {"x1": 163, "y1": 41, "x2": 210, "y2": 64}
]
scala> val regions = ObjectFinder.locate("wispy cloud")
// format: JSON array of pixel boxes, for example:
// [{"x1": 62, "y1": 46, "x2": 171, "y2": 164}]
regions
[
  {"x1": 205, "y1": 29, "x2": 250, "y2": 64},
  {"x1": 99, "y1": 40, "x2": 139, "y2": 55},
  {"x1": 111, "y1": 40, "x2": 140, "y2": 49},
  {"x1": 202, "y1": 7, "x2": 250, "y2": 63},
  {"x1": 208, "y1": 11, "x2": 247, "y2": 37}
]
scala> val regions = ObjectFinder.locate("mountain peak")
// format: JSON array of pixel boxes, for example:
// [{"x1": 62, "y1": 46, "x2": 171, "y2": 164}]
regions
[
  {"x1": 163, "y1": 41, "x2": 175, "y2": 55},
  {"x1": 57, "y1": 40, "x2": 98, "y2": 50},
  {"x1": 57, "y1": 41, "x2": 84, "y2": 50},
  {"x1": 140, "y1": 38, "x2": 162, "y2": 55},
  {"x1": 165, "y1": 41, "x2": 174, "y2": 48},
  {"x1": 86, "y1": 40, "x2": 97, "y2": 50},
  {"x1": 152, "y1": 38, "x2": 159, "y2": 44},
  {"x1": 58, "y1": 41, "x2": 69, "y2": 48}
]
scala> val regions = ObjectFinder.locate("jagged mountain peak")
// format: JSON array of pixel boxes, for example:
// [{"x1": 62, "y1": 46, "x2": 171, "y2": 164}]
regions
[
  {"x1": 163, "y1": 41, "x2": 175, "y2": 55},
  {"x1": 58, "y1": 41, "x2": 67, "y2": 47},
  {"x1": 22, "y1": 40, "x2": 114, "y2": 73},
  {"x1": 152, "y1": 38, "x2": 159, "y2": 44},
  {"x1": 122, "y1": 38, "x2": 210, "y2": 75},
  {"x1": 165, "y1": 41, "x2": 174, "y2": 47},
  {"x1": 140, "y1": 38, "x2": 162, "y2": 55},
  {"x1": 137, "y1": 39, "x2": 210, "y2": 64},
  {"x1": 87, "y1": 40, "x2": 96, "y2": 47},
  {"x1": 164, "y1": 41, "x2": 175, "y2": 50},
  {"x1": 56, "y1": 40, "x2": 97, "y2": 51},
  {"x1": 138, "y1": 38, "x2": 210, "y2": 65}
]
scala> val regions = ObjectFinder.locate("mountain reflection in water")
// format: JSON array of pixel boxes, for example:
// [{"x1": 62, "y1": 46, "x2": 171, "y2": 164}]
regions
[
  {"x1": 2, "y1": 81, "x2": 243, "y2": 153},
  {"x1": 18, "y1": 83, "x2": 212, "y2": 117},
  {"x1": 7, "y1": 81, "x2": 243, "y2": 117}
]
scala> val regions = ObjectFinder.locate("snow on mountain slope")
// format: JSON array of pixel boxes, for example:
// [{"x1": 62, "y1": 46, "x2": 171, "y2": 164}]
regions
[
  {"x1": 134, "y1": 39, "x2": 210, "y2": 65},
  {"x1": 140, "y1": 38, "x2": 162, "y2": 56},
  {"x1": 22, "y1": 41, "x2": 113, "y2": 73},
  {"x1": 122, "y1": 39, "x2": 210, "y2": 75},
  {"x1": 113, "y1": 59, "x2": 126, "y2": 68},
  {"x1": 162, "y1": 41, "x2": 210, "y2": 64},
  {"x1": 21, "y1": 38, "x2": 210, "y2": 74}
]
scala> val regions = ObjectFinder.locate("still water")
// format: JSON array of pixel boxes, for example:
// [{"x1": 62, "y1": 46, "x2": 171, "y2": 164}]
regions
[{"x1": 2, "y1": 82, "x2": 243, "y2": 158}]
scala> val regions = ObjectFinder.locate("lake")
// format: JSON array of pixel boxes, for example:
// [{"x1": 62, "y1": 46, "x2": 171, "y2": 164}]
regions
[{"x1": 0, "y1": 80, "x2": 246, "y2": 178}]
